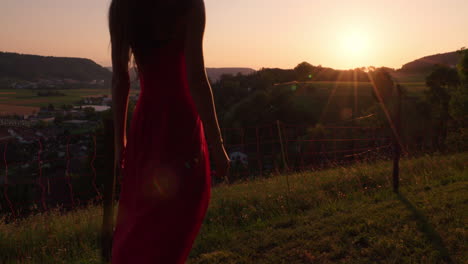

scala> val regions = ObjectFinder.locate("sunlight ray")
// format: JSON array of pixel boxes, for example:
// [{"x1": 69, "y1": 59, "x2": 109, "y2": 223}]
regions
[
  {"x1": 366, "y1": 72, "x2": 407, "y2": 154},
  {"x1": 353, "y1": 70, "x2": 358, "y2": 118},
  {"x1": 318, "y1": 70, "x2": 345, "y2": 123}
]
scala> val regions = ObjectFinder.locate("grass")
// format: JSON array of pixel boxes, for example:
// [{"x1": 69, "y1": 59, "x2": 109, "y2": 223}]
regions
[
  {"x1": 0, "y1": 89, "x2": 140, "y2": 111},
  {"x1": 0, "y1": 153, "x2": 467, "y2": 263},
  {"x1": 1, "y1": 79, "x2": 430, "y2": 111},
  {"x1": 391, "y1": 72, "x2": 428, "y2": 83},
  {"x1": 0, "y1": 104, "x2": 40, "y2": 116}
]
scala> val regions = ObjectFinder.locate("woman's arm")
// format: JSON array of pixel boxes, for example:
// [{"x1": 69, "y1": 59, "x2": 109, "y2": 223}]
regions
[
  {"x1": 185, "y1": 0, "x2": 230, "y2": 179},
  {"x1": 109, "y1": 8, "x2": 131, "y2": 164},
  {"x1": 102, "y1": 4, "x2": 130, "y2": 260},
  {"x1": 111, "y1": 63, "x2": 130, "y2": 161},
  {"x1": 184, "y1": 0, "x2": 222, "y2": 147}
]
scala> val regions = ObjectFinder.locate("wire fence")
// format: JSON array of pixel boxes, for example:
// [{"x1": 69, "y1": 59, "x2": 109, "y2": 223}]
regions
[
  {"x1": 1, "y1": 121, "x2": 395, "y2": 222},
  {"x1": 222, "y1": 121, "x2": 393, "y2": 180}
]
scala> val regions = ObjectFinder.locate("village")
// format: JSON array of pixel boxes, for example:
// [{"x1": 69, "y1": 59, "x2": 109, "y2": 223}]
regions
[
  {"x1": 0, "y1": 92, "x2": 140, "y2": 185},
  {"x1": 8, "y1": 78, "x2": 106, "y2": 90}
]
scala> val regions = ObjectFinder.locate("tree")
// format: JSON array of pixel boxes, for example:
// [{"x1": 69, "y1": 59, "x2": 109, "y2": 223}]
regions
[
  {"x1": 368, "y1": 68, "x2": 396, "y2": 104},
  {"x1": 61, "y1": 104, "x2": 73, "y2": 111},
  {"x1": 457, "y1": 47, "x2": 468, "y2": 81},
  {"x1": 450, "y1": 48, "x2": 468, "y2": 121},
  {"x1": 84, "y1": 107, "x2": 96, "y2": 120},
  {"x1": 36, "y1": 120, "x2": 48, "y2": 128},
  {"x1": 64, "y1": 112, "x2": 73, "y2": 121},
  {"x1": 54, "y1": 111, "x2": 64, "y2": 124},
  {"x1": 294, "y1": 62, "x2": 314, "y2": 81},
  {"x1": 425, "y1": 65, "x2": 460, "y2": 151}
]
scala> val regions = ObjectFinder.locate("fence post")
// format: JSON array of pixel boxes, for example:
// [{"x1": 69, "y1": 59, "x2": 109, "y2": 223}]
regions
[
  {"x1": 282, "y1": 124, "x2": 290, "y2": 169},
  {"x1": 277, "y1": 120, "x2": 291, "y2": 215},
  {"x1": 91, "y1": 135, "x2": 102, "y2": 201},
  {"x1": 277, "y1": 120, "x2": 289, "y2": 172},
  {"x1": 256, "y1": 126, "x2": 263, "y2": 177},
  {"x1": 65, "y1": 136, "x2": 75, "y2": 208},
  {"x1": 269, "y1": 125, "x2": 279, "y2": 174},
  {"x1": 3, "y1": 142, "x2": 16, "y2": 219},
  {"x1": 101, "y1": 119, "x2": 117, "y2": 262},
  {"x1": 37, "y1": 139, "x2": 47, "y2": 211},
  {"x1": 393, "y1": 85, "x2": 402, "y2": 193}
]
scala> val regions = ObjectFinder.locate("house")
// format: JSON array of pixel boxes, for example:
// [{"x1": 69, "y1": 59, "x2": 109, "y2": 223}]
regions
[
  {"x1": 39, "y1": 117, "x2": 55, "y2": 123},
  {"x1": 229, "y1": 151, "x2": 248, "y2": 166},
  {"x1": 68, "y1": 110, "x2": 85, "y2": 119},
  {"x1": 63, "y1": 119, "x2": 89, "y2": 126},
  {"x1": 102, "y1": 97, "x2": 112, "y2": 106},
  {"x1": 11, "y1": 81, "x2": 38, "y2": 89},
  {"x1": 85, "y1": 105, "x2": 111, "y2": 112}
]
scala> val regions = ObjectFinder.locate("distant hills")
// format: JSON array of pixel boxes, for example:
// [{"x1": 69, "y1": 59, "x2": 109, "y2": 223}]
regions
[
  {"x1": 205, "y1": 68, "x2": 256, "y2": 82},
  {"x1": 0, "y1": 52, "x2": 111, "y2": 82},
  {"x1": 0, "y1": 49, "x2": 464, "y2": 88},
  {"x1": 399, "y1": 51, "x2": 461, "y2": 73},
  {"x1": 106, "y1": 66, "x2": 256, "y2": 82}
]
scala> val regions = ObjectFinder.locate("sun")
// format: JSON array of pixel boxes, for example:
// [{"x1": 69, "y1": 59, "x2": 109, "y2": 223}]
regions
[
  {"x1": 340, "y1": 28, "x2": 371, "y2": 67},
  {"x1": 340, "y1": 30, "x2": 370, "y2": 57}
]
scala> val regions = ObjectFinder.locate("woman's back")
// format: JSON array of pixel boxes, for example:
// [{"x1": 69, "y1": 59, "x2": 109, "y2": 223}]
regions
[
  {"x1": 110, "y1": 1, "x2": 213, "y2": 263},
  {"x1": 126, "y1": 34, "x2": 205, "y2": 167}
]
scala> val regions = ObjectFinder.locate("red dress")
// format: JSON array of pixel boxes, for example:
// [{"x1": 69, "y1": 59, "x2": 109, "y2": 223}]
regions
[{"x1": 111, "y1": 37, "x2": 212, "y2": 264}]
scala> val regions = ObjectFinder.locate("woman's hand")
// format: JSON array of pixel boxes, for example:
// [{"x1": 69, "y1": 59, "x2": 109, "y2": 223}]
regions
[{"x1": 211, "y1": 141, "x2": 230, "y2": 181}]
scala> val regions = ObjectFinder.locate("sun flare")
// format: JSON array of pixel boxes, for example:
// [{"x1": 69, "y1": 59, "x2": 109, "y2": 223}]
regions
[
  {"x1": 335, "y1": 28, "x2": 373, "y2": 68},
  {"x1": 341, "y1": 30, "x2": 370, "y2": 57}
]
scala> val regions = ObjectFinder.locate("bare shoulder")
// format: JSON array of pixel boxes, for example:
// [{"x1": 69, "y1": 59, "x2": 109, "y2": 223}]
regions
[
  {"x1": 186, "y1": 0, "x2": 206, "y2": 31},
  {"x1": 188, "y1": 0, "x2": 205, "y2": 11},
  {"x1": 184, "y1": 0, "x2": 209, "y2": 83}
]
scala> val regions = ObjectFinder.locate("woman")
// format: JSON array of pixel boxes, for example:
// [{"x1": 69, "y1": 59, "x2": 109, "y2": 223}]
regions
[{"x1": 108, "y1": 0, "x2": 230, "y2": 263}]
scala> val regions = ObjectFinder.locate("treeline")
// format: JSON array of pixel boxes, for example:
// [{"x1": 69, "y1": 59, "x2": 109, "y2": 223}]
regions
[
  {"x1": 355, "y1": 49, "x2": 468, "y2": 153},
  {"x1": 0, "y1": 52, "x2": 111, "y2": 82},
  {"x1": 421, "y1": 48, "x2": 468, "y2": 151},
  {"x1": 211, "y1": 62, "x2": 375, "y2": 127},
  {"x1": 37, "y1": 90, "x2": 65, "y2": 97},
  {"x1": 210, "y1": 54, "x2": 468, "y2": 153}
]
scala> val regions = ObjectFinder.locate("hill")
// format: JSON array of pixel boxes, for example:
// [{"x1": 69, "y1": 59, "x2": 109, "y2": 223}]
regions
[
  {"x1": 1, "y1": 152, "x2": 466, "y2": 263},
  {"x1": 0, "y1": 52, "x2": 111, "y2": 82},
  {"x1": 399, "y1": 51, "x2": 461, "y2": 74},
  {"x1": 206, "y1": 68, "x2": 256, "y2": 82},
  {"x1": 106, "y1": 66, "x2": 256, "y2": 83},
  {"x1": 1, "y1": 49, "x2": 463, "y2": 89}
]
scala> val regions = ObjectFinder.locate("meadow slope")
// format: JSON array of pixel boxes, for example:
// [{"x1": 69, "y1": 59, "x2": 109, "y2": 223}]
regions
[{"x1": 0, "y1": 153, "x2": 466, "y2": 263}]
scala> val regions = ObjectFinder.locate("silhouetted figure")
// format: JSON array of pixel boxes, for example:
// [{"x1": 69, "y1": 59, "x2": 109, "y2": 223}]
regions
[{"x1": 107, "y1": 0, "x2": 230, "y2": 263}]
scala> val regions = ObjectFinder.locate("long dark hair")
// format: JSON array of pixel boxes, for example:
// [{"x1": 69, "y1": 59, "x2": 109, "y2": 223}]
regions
[{"x1": 108, "y1": 0, "x2": 193, "y2": 66}]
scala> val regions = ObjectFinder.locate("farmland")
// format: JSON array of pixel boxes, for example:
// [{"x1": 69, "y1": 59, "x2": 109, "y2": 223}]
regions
[
  {"x1": 0, "y1": 104, "x2": 40, "y2": 116},
  {"x1": 0, "y1": 89, "x2": 140, "y2": 116}
]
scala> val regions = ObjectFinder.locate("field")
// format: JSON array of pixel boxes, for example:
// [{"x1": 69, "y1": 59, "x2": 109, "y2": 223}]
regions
[
  {"x1": 0, "y1": 77, "x2": 428, "y2": 112},
  {"x1": 390, "y1": 72, "x2": 427, "y2": 83},
  {"x1": 280, "y1": 80, "x2": 427, "y2": 97},
  {"x1": 1, "y1": 152, "x2": 466, "y2": 263},
  {"x1": 0, "y1": 104, "x2": 40, "y2": 116},
  {"x1": 0, "y1": 89, "x2": 140, "y2": 115}
]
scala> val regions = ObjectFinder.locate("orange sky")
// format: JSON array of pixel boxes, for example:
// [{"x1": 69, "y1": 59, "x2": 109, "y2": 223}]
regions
[{"x1": 1, "y1": 0, "x2": 467, "y2": 70}]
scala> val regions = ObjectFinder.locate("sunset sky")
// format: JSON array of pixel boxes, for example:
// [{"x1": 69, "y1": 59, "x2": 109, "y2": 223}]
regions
[{"x1": 1, "y1": 0, "x2": 467, "y2": 70}]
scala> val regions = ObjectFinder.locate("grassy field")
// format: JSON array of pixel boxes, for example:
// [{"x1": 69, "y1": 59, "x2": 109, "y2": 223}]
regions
[
  {"x1": 278, "y1": 80, "x2": 428, "y2": 99},
  {"x1": 0, "y1": 104, "x2": 40, "y2": 116},
  {"x1": 0, "y1": 153, "x2": 466, "y2": 263},
  {"x1": 0, "y1": 89, "x2": 140, "y2": 115},
  {"x1": 399, "y1": 82, "x2": 428, "y2": 96},
  {"x1": 391, "y1": 72, "x2": 428, "y2": 83},
  {"x1": 0, "y1": 78, "x2": 428, "y2": 111}
]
